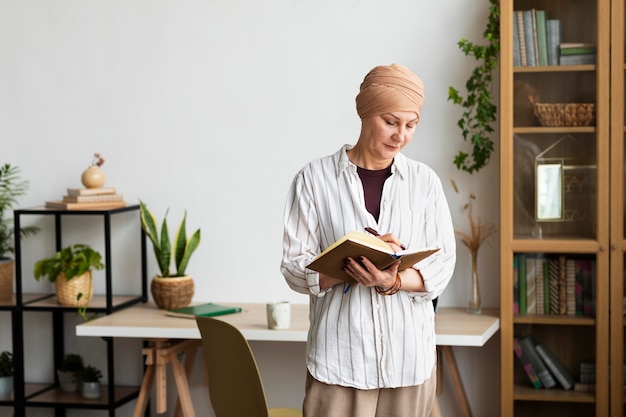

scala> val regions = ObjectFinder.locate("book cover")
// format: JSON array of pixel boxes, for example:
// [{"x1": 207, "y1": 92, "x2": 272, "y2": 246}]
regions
[
  {"x1": 66, "y1": 187, "x2": 117, "y2": 196},
  {"x1": 566, "y1": 259, "x2": 576, "y2": 315},
  {"x1": 45, "y1": 200, "x2": 127, "y2": 210},
  {"x1": 523, "y1": 10, "x2": 537, "y2": 66},
  {"x1": 575, "y1": 259, "x2": 584, "y2": 316},
  {"x1": 526, "y1": 256, "x2": 537, "y2": 314},
  {"x1": 535, "y1": 256, "x2": 545, "y2": 314},
  {"x1": 513, "y1": 254, "x2": 520, "y2": 314},
  {"x1": 62, "y1": 193, "x2": 124, "y2": 203},
  {"x1": 519, "y1": 336, "x2": 557, "y2": 388},
  {"x1": 548, "y1": 257, "x2": 560, "y2": 315},
  {"x1": 535, "y1": 343, "x2": 575, "y2": 390},
  {"x1": 513, "y1": 13, "x2": 521, "y2": 67},
  {"x1": 559, "y1": 46, "x2": 597, "y2": 55},
  {"x1": 535, "y1": 10, "x2": 549, "y2": 66},
  {"x1": 519, "y1": 254, "x2": 527, "y2": 314},
  {"x1": 558, "y1": 255, "x2": 567, "y2": 315},
  {"x1": 166, "y1": 302, "x2": 243, "y2": 319},
  {"x1": 514, "y1": 336, "x2": 542, "y2": 388},
  {"x1": 546, "y1": 19, "x2": 561, "y2": 66},
  {"x1": 559, "y1": 54, "x2": 596, "y2": 65},
  {"x1": 516, "y1": 11, "x2": 528, "y2": 66},
  {"x1": 307, "y1": 231, "x2": 439, "y2": 285},
  {"x1": 542, "y1": 257, "x2": 550, "y2": 314},
  {"x1": 531, "y1": 9, "x2": 540, "y2": 65}
]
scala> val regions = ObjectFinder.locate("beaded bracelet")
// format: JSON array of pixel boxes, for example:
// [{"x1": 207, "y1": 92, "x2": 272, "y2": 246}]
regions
[{"x1": 375, "y1": 273, "x2": 401, "y2": 296}]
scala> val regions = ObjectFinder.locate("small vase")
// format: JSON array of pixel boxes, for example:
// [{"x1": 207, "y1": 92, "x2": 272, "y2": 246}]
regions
[
  {"x1": 468, "y1": 251, "x2": 482, "y2": 314},
  {"x1": 0, "y1": 376, "x2": 13, "y2": 400},
  {"x1": 81, "y1": 381, "x2": 102, "y2": 399}
]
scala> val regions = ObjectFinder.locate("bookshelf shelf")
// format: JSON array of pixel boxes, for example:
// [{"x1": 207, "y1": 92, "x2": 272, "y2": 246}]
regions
[{"x1": 501, "y1": 0, "x2": 613, "y2": 416}]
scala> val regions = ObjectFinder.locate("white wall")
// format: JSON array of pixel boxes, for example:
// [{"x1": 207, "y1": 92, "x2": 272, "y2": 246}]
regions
[{"x1": 1, "y1": 0, "x2": 501, "y2": 416}]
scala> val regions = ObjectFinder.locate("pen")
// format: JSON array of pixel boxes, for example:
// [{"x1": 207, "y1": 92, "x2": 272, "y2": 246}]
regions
[{"x1": 365, "y1": 227, "x2": 406, "y2": 250}]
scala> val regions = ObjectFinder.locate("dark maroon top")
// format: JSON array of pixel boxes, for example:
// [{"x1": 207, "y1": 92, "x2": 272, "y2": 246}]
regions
[{"x1": 357, "y1": 165, "x2": 392, "y2": 222}]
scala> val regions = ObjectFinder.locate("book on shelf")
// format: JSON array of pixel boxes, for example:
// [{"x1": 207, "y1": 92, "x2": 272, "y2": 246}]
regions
[
  {"x1": 546, "y1": 19, "x2": 561, "y2": 66},
  {"x1": 513, "y1": 336, "x2": 542, "y2": 388},
  {"x1": 535, "y1": 343, "x2": 575, "y2": 390},
  {"x1": 515, "y1": 11, "x2": 528, "y2": 66},
  {"x1": 523, "y1": 10, "x2": 537, "y2": 66},
  {"x1": 45, "y1": 200, "x2": 127, "y2": 210},
  {"x1": 165, "y1": 302, "x2": 243, "y2": 319},
  {"x1": 548, "y1": 257, "x2": 560, "y2": 315},
  {"x1": 66, "y1": 187, "x2": 117, "y2": 196},
  {"x1": 62, "y1": 193, "x2": 124, "y2": 203},
  {"x1": 306, "y1": 230, "x2": 439, "y2": 285},
  {"x1": 513, "y1": 254, "x2": 520, "y2": 314},
  {"x1": 519, "y1": 336, "x2": 557, "y2": 389},
  {"x1": 513, "y1": 13, "x2": 521, "y2": 67},
  {"x1": 573, "y1": 383, "x2": 595, "y2": 392},
  {"x1": 531, "y1": 9, "x2": 540, "y2": 65},
  {"x1": 558, "y1": 255, "x2": 567, "y2": 315},
  {"x1": 566, "y1": 259, "x2": 576, "y2": 315},
  {"x1": 574, "y1": 260, "x2": 584, "y2": 316},
  {"x1": 559, "y1": 42, "x2": 596, "y2": 55},
  {"x1": 518, "y1": 254, "x2": 527, "y2": 314},
  {"x1": 534, "y1": 10, "x2": 549, "y2": 66},
  {"x1": 559, "y1": 54, "x2": 596, "y2": 65},
  {"x1": 525, "y1": 256, "x2": 537, "y2": 314}
]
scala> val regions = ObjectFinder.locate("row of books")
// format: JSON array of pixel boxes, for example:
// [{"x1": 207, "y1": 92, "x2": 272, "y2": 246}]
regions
[
  {"x1": 45, "y1": 187, "x2": 126, "y2": 210},
  {"x1": 513, "y1": 9, "x2": 597, "y2": 67},
  {"x1": 513, "y1": 254, "x2": 595, "y2": 317},
  {"x1": 514, "y1": 335, "x2": 596, "y2": 392}
]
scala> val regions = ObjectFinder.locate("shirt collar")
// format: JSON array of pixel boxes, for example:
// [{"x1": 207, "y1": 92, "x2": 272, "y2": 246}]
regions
[{"x1": 336, "y1": 144, "x2": 407, "y2": 180}]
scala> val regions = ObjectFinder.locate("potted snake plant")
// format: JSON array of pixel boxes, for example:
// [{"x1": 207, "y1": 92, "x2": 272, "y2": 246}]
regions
[{"x1": 139, "y1": 200, "x2": 201, "y2": 310}]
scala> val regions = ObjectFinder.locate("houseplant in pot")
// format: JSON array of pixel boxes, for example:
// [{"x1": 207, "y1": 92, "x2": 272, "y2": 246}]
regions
[
  {"x1": 0, "y1": 163, "x2": 40, "y2": 301},
  {"x1": 0, "y1": 350, "x2": 13, "y2": 400},
  {"x1": 80, "y1": 364, "x2": 103, "y2": 399},
  {"x1": 139, "y1": 200, "x2": 201, "y2": 310},
  {"x1": 57, "y1": 353, "x2": 84, "y2": 393},
  {"x1": 33, "y1": 244, "x2": 105, "y2": 319}
]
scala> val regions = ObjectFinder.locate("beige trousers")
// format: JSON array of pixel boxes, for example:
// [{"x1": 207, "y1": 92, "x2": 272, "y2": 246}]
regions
[{"x1": 303, "y1": 366, "x2": 437, "y2": 417}]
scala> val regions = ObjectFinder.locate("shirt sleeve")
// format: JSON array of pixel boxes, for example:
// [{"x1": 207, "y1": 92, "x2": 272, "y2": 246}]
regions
[
  {"x1": 405, "y1": 173, "x2": 456, "y2": 301},
  {"x1": 280, "y1": 169, "x2": 329, "y2": 297}
]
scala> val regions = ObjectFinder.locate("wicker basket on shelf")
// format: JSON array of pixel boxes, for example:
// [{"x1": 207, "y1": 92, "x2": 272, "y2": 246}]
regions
[
  {"x1": 55, "y1": 271, "x2": 93, "y2": 307},
  {"x1": 529, "y1": 96, "x2": 596, "y2": 127}
]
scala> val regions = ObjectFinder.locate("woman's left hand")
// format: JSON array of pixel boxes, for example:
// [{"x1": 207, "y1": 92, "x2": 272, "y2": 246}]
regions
[{"x1": 343, "y1": 256, "x2": 400, "y2": 289}]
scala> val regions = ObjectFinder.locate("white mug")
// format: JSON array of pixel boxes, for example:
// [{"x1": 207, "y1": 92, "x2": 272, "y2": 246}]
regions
[{"x1": 266, "y1": 301, "x2": 291, "y2": 330}]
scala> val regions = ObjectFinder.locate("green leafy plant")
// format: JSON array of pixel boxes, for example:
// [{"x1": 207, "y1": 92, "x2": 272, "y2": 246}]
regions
[
  {"x1": 33, "y1": 244, "x2": 104, "y2": 283},
  {"x1": 59, "y1": 353, "x2": 84, "y2": 373},
  {"x1": 139, "y1": 200, "x2": 201, "y2": 277},
  {"x1": 0, "y1": 351, "x2": 13, "y2": 377},
  {"x1": 448, "y1": 0, "x2": 500, "y2": 174},
  {"x1": 0, "y1": 163, "x2": 40, "y2": 259},
  {"x1": 80, "y1": 364, "x2": 102, "y2": 383}
]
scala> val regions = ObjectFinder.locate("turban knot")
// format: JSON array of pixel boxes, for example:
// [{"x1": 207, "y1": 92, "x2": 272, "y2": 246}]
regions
[{"x1": 355, "y1": 64, "x2": 424, "y2": 121}]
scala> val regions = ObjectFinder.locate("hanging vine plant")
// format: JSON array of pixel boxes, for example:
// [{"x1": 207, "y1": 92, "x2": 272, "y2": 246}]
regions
[{"x1": 448, "y1": 0, "x2": 500, "y2": 174}]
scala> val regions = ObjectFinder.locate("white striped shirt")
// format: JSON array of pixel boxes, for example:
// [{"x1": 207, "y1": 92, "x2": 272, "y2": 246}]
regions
[{"x1": 281, "y1": 145, "x2": 456, "y2": 389}]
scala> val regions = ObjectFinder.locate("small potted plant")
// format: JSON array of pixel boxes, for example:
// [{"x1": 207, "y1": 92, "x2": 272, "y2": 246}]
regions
[
  {"x1": 57, "y1": 353, "x2": 84, "y2": 393},
  {"x1": 139, "y1": 200, "x2": 201, "y2": 310},
  {"x1": 80, "y1": 364, "x2": 103, "y2": 399},
  {"x1": 0, "y1": 351, "x2": 13, "y2": 400},
  {"x1": 33, "y1": 244, "x2": 105, "y2": 318},
  {"x1": 0, "y1": 163, "x2": 40, "y2": 301}
]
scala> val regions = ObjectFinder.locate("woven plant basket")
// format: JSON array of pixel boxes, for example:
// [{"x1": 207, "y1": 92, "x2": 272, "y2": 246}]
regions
[
  {"x1": 0, "y1": 259, "x2": 14, "y2": 301},
  {"x1": 529, "y1": 96, "x2": 596, "y2": 127},
  {"x1": 55, "y1": 271, "x2": 93, "y2": 307},
  {"x1": 151, "y1": 276, "x2": 194, "y2": 310}
]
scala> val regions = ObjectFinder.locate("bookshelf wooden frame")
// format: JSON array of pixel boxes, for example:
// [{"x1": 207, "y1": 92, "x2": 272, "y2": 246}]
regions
[{"x1": 500, "y1": 0, "x2": 611, "y2": 416}]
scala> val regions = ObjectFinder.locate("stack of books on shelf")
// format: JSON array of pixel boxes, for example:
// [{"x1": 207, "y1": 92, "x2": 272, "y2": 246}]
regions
[
  {"x1": 514, "y1": 335, "x2": 575, "y2": 390},
  {"x1": 45, "y1": 187, "x2": 126, "y2": 210},
  {"x1": 575, "y1": 360, "x2": 596, "y2": 392},
  {"x1": 559, "y1": 42, "x2": 597, "y2": 66},
  {"x1": 513, "y1": 9, "x2": 561, "y2": 67},
  {"x1": 513, "y1": 253, "x2": 595, "y2": 317}
]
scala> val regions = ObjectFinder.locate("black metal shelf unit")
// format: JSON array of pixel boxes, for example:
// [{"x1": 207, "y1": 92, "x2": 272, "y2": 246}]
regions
[{"x1": 10, "y1": 204, "x2": 148, "y2": 417}]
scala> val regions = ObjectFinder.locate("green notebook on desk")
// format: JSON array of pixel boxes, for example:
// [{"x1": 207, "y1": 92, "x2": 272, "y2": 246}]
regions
[{"x1": 166, "y1": 303, "x2": 242, "y2": 319}]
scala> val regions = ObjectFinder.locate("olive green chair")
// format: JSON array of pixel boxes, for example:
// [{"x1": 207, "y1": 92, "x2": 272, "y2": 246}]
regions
[{"x1": 195, "y1": 316, "x2": 302, "y2": 417}]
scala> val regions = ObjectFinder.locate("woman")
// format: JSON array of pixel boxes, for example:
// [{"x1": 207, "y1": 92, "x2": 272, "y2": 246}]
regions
[{"x1": 281, "y1": 64, "x2": 456, "y2": 417}]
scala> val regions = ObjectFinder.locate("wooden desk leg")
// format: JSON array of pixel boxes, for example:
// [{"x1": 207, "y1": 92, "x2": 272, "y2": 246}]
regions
[
  {"x1": 133, "y1": 362, "x2": 155, "y2": 417},
  {"x1": 170, "y1": 346, "x2": 197, "y2": 417},
  {"x1": 441, "y1": 346, "x2": 473, "y2": 417},
  {"x1": 174, "y1": 343, "x2": 199, "y2": 417},
  {"x1": 155, "y1": 341, "x2": 170, "y2": 414}
]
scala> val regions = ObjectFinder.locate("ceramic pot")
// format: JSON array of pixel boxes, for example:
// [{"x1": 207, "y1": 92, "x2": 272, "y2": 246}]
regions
[
  {"x1": 150, "y1": 276, "x2": 194, "y2": 310},
  {"x1": 81, "y1": 381, "x2": 101, "y2": 399},
  {"x1": 0, "y1": 259, "x2": 13, "y2": 302},
  {"x1": 57, "y1": 370, "x2": 81, "y2": 393},
  {"x1": 0, "y1": 375, "x2": 13, "y2": 401},
  {"x1": 81, "y1": 166, "x2": 106, "y2": 189}
]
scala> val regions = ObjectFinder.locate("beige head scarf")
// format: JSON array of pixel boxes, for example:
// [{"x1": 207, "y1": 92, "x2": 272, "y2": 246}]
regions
[{"x1": 355, "y1": 64, "x2": 425, "y2": 122}]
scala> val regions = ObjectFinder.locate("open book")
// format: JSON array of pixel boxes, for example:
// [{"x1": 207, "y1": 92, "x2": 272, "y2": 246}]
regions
[{"x1": 307, "y1": 230, "x2": 439, "y2": 285}]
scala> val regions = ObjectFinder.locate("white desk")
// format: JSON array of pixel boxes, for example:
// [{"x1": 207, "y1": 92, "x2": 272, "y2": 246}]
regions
[{"x1": 77, "y1": 303, "x2": 499, "y2": 417}]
